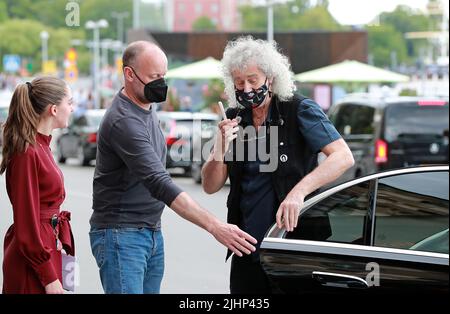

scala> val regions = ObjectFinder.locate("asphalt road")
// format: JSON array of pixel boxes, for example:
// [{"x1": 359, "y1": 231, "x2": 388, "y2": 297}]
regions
[{"x1": 0, "y1": 159, "x2": 232, "y2": 294}]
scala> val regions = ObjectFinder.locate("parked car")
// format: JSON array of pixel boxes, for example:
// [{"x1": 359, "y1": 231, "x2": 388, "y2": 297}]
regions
[
  {"x1": 57, "y1": 109, "x2": 106, "y2": 166},
  {"x1": 158, "y1": 111, "x2": 218, "y2": 177},
  {"x1": 327, "y1": 95, "x2": 449, "y2": 184},
  {"x1": 0, "y1": 105, "x2": 8, "y2": 147},
  {"x1": 190, "y1": 114, "x2": 219, "y2": 183},
  {"x1": 260, "y1": 165, "x2": 449, "y2": 294},
  {"x1": 0, "y1": 90, "x2": 13, "y2": 147}
]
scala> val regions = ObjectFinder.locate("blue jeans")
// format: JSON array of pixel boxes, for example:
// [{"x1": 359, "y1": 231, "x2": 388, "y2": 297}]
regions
[{"x1": 89, "y1": 227, "x2": 164, "y2": 294}]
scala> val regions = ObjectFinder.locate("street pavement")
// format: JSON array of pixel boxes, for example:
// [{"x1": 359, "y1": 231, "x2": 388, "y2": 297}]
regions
[{"x1": 0, "y1": 159, "x2": 232, "y2": 294}]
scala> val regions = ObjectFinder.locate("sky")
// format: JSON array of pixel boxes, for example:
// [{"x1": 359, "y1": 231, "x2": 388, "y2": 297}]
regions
[
  {"x1": 327, "y1": 0, "x2": 448, "y2": 25},
  {"x1": 142, "y1": 0, "x2": 449, "y2": 26}
]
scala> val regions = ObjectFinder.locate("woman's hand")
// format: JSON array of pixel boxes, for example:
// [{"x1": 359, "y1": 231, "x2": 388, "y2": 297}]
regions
[{"x1": 45, "y1": 279, "x2": 64, "y2": 294}]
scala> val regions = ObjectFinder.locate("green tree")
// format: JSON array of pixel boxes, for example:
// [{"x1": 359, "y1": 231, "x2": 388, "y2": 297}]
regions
[
  {"x1": 202, "y1": 79, "x2": 226, "y2": 111},
  {"x1": 239, "y1": 0, "x2": 342, "y2": 32},
  {"x1": 296, "y1": 5, "x2": 342, "y2": 30},
  {"x1": 239, "y1": 4, "x2": 267, "y2": 31},
  {"x1": 0, "y1": 19, "x2": 44, "y2": 57},
  {"x1": 0, "y1": 19, "x2": 75, "y2": 73},
  {"x1": 1, "y1": 0, "x2": 34, "y2": 19},
  {"x1": 80, "y1": 0, "x2": 133, "y2": 42},
  {"x1": 380, "y1": 5, "x2": 432, "y2": 33},
  {"x1": 0, "y1": 1, "x2": 8, "y2": 23},
  {"x1": 75, "y1": 48, "x2": 93, "y2": 75},
  {"x1": 367, "y1": 25, "x2": 407, "y2": 68},
  {"x1": 377, "y1": 5, "x2": 435, "y2": 62},
  {"x1": 0, "y1": 0, "x2": 70, "y2": 27},
  {"x1": 48, "y1": 28, "x2": 84, "y2": 64},
  {"x1": 192, "y1": 16, "x2": 217, "y2": 31}
]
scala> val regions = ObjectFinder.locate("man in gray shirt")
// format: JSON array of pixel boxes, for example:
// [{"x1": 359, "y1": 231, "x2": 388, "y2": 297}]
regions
[{"x1": 89, "y1": 41, "x2": 256, "y2": 294}]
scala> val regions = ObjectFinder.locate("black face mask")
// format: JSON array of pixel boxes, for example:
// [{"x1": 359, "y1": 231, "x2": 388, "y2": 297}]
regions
[
  {"x1": 128, "y1": 66, "x2": 168, "y2": 103},
  {"x1": 235, "y1": 78, "x2": 269, "y2": 110}
]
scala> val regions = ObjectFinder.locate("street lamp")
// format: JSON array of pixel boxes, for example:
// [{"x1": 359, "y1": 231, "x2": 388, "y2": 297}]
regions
[
  {"x1": 86, "y1": 19, "x2": 109, "y2": 109},
  {"x1": 40, "y1": 30, "x2": 49, "y2": 69},
  {"x1": 111, "y1": 11, "x2": 130, "y2": 45},
  {"x1": 267, "y1": 0, "x2": 274, "y2": 43},
  {"x1": 133, "y1": 0, "x2": 140, "y2": 29},
  {"x1": 100, "y1": 39, "x2": 113, "y2": 70}
]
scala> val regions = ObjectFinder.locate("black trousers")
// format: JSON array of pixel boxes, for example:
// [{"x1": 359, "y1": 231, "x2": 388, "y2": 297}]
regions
[{"x1": 229, "y1": 254, "x2": 272, "y2": 294}]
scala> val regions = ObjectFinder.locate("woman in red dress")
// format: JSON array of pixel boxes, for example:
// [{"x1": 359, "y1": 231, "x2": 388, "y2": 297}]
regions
[{"x1": 1, "y1": 77, "x2": 74, "y2": 294}]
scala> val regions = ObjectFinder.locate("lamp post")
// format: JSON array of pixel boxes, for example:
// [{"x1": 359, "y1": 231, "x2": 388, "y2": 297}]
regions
[
  {"x1": 267, "y1": 0, "x2": 274, "y2": 43},
  {"x1": 111, "y1": 11, "x2": 130, "y2": 45},
  {"x1": 40, "y1": 30, "x2": 49, "y2": 70},
  {"x1": 133, "y1": 0, "x2": 140, "y2": 29},
  {"x1": 101, "y1": 39, "x2": 113, "y2": 70},
  {"x1": 86, "y1": 19, "x2": 109, "y2": 109}
]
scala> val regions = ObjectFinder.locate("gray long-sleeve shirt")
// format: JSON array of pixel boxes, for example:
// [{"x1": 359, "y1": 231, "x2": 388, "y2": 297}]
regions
[{"x1": 90, "y1": 90, "x2": 183, "y2": 230}]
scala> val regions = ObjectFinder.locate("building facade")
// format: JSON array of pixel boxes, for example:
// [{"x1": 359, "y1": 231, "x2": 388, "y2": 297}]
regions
[{"x1": 167, "y1": 0, "x2": 239, "y2": 32}]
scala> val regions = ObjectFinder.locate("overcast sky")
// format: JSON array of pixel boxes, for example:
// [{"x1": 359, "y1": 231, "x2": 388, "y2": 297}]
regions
[{"x1": 327, "y1": 0, "x2": 448, "y2": 25}]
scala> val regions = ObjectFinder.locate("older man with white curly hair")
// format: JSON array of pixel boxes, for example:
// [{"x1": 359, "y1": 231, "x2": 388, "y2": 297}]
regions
[{"x1": 202, "y1": 36, "x2": 354, "y2": 294}]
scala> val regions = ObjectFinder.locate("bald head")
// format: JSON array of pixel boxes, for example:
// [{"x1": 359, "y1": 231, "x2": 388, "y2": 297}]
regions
[{"x1": 123, "y1": 41, "x2": 165, "y2": 68}]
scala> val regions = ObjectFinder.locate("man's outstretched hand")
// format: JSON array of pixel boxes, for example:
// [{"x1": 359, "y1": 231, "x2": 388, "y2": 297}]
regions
[{"x1": 210, "y1": 221, "x2": 257, "y2": 257}]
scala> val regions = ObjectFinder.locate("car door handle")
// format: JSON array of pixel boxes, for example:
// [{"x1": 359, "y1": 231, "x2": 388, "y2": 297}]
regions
[{"x1": 312, "y1": 271, "x2": 369, "y2": 289}]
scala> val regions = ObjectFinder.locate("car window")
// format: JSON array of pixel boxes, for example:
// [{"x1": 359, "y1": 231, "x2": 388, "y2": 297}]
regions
[
  {"x1": 285, "y1": 181, "x2": 371, "y2": 245},
  {"x1": 332, "y1": 104, "x2": 375, "y2": 136},
  {"x1": 73, "y1": 116, "x2": 88, "y2": 127},
  {"x1": 198, "y1": 119, "x2": 217, "y2": 138},
  {"x1": 384, "y1": 102, "x2": 449, "y2": 142},
  {"x1": 374, "y1": 171, "x2": 449, "y2": 254},
  {"x1": 174, "y1": 120, "x2": 193, "y2": 138},
  {"x1": 200, "y1": 119, "x2": 216, "y2": 132},
  {"x1": 87, "y1": 114, "x2": 104, "y2": 128},
  {"x1": 159, "y1": 118, "x2": 169, "y2": 134},
  {"x1": 0, "y1": 107, "x2": 8, "y2": 122}
]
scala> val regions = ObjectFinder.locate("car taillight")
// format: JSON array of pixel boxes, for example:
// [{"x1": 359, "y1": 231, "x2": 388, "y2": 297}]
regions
[
  {"x1": 418, "y1": 100, "x2": 447, "y2": 106},
  {"x1": 166, "y1": 120, "x2": 187, "y2": 146},
  {"x1": 166, "y1": 137, "x2": 186, "y2": 146},
  {"x1": 87, "y1": 133, "x2": 97, "y2": 143},
  {"x1": 166, "y1": 137, "x2": 178, "y2": 146},
  {"x1": 375, "y1": 139, "x2": 388, "y2": 163}
]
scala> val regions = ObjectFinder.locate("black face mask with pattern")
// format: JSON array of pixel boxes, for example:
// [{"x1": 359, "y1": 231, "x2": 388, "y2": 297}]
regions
[
  {"x1": 128, "y1": 66, "x2": 168, "y2": 103},
  {"x1": 235, "y1": 78, "x2": 269, "y2": 110}
]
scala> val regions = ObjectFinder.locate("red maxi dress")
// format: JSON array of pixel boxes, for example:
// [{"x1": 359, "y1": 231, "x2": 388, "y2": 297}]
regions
[{"x1": 2, "y1": 133, "x2": 75, "y2": 294}]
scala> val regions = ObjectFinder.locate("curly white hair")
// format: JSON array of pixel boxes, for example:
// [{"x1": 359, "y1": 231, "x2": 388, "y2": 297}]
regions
[{"x1": 221, "y1": 36, "x2": 296, "y2": 108}]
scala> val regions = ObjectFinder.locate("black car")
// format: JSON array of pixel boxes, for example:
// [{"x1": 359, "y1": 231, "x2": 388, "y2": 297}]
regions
[
  {"x1": 158, "y1": 111, "x2": 218, "y2": 177},
  {"x1": 57, "y1": 109, "x2": 106, "y2": 166},
  {"x1": 327, "y1": 95, "x2": 449, "y2": 184},
  {"x1": 260, "y1": 165, "x2": 448, "y2": 294}
]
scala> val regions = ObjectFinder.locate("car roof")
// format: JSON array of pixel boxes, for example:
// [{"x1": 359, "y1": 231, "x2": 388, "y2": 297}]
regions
[
  {"x1": 158, "y1": 111, "x2": 219, "y2": 120},
  {"x1": 266, "y1": 165, "x2": 449, "y2": 238},
  {"x1": 0, "y1": 90, "x2": 13, "y2": 108},
  {"x1": 334, "y1": 94, "x2": 449, "y2": 109},
  {"x1": 84, "y1": 109, "x2": 107, "y2": 116},
  {"x1": 192, "y1": 112, "x2": 219, "y2": 120}
]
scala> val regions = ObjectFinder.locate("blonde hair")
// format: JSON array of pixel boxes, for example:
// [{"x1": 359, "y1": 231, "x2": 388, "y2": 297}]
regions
[{"x1": 221, "y1": 36, "x2": 296, "y2": 107}]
